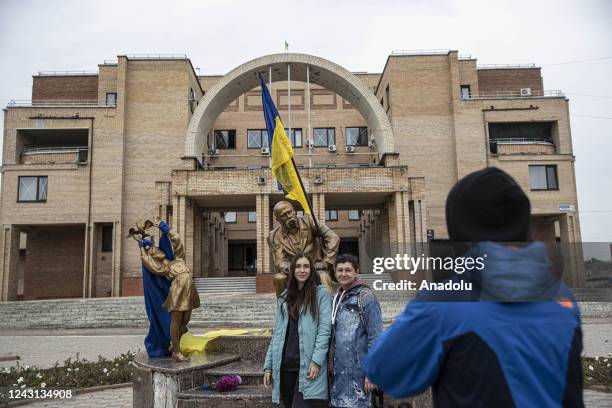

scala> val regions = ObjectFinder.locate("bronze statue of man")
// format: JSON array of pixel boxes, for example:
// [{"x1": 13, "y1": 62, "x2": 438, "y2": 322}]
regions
[{"x1": 268, "y1": 200, "x2": 340, "y2": 295}]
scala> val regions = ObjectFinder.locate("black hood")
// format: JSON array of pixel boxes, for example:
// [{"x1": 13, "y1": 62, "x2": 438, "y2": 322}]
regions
[{"x1": 445, "y1": 167, "x2": 531, "y2": 243}]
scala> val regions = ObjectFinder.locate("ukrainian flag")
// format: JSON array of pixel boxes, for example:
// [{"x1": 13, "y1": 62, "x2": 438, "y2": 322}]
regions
[{"x1": 259, "y1": 73, "x2": 311, "y2": 214}]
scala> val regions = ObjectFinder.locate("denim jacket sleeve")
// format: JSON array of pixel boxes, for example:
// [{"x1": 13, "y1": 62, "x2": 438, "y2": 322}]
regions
[
  {"x1": 362, "y1": 289, "x2": 384, "y2": 350},
  {"x1": 310, "y1": 286, "x2": 332, "y2": 367}
]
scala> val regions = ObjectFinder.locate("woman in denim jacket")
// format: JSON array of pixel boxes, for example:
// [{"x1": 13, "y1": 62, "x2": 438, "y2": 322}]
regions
[
  {"x1": 263, "y1": 253, "x2": 332, "y2": 407},
  {"x1": 330, "y1": 254, "x2": 383, "y2": 408}
]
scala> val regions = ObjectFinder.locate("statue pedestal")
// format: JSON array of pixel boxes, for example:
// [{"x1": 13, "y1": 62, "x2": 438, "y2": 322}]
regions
[
  {"x1": 132, "y1": 351, "x2": 240, "y2": 408},
  {"x1": 255, "y1": 274, "x2": 275, "y2": 293},
  {"x1": 132, "y1": 335, "x2": 273, "y2": 408},
  {"x1": 132, "y1": 334, "x2": 431, "y2": 408}
]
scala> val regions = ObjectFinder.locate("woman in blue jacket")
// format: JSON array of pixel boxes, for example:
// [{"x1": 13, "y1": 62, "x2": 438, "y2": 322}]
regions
[
  {"x1": 330, "y1": 254, "x2": 383, "y2": 408},
  {"x1": 263, "y1": 253, "x2": 332, "y2": 407}
]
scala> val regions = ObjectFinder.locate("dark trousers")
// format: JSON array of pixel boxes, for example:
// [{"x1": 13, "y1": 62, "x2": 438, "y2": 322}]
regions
[{"x1": 279, "y1": 369, "x2": 328, "y2": 408}]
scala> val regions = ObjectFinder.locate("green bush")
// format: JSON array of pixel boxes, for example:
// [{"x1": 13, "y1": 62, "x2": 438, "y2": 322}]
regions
[{"x1": 0, "y1": 351, "x2": 135, "y2": 389}]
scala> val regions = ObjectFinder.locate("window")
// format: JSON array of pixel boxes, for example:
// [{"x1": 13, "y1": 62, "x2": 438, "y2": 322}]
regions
[
  {"x1": 529, "y1": 165, "x2": 558, "y2": 191},
  {"x1": 346, "y1": 127, "x2": 368, "y2": 146},
  {"x1": 325, "y1": 210, "x2": 338, "y2": 221},
  {"x1": 460, "y1": 85, "x2": 471, "y2": 99},
  {"x1": 224, "y1": 212, "x2": 237, "y2": 223},
  {"x1": 286, "y1": 128, "x2": 302, "y2": 148},
  {"x1": 102, "y1": 225, "x2": 113, "y2": 252},
  {"x1": 296, "y1": 210, "x2": 304, "y2": 217},
  {"x1": 247, "y1": 129, "x2": 269, "y2": 149},
  {"x1": 313, "y1": 128, "x2": 335, "y2": 147},
  {"x1": 213, "y1": 130, "x2": 236, "y2": 149},
  {"x1": 18, "y1": 176, "x2": 47, "y2": 202},
  {"x1": 348, "y1": 210, "x2": 360, "y2": 220},
  {"x1": 248, "y1": 211, "x2": 257, "y2": 223},
  {"x1": 106, "y1": 93, "x2": 117, "y2": 106}
]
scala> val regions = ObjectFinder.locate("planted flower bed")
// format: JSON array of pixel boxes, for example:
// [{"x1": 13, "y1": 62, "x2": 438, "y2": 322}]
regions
[{"x1": 0, "y1": 351, "x2": 135, "y2": 390}]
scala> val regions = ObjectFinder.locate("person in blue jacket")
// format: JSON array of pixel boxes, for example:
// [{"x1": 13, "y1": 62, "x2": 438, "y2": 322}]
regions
[
  {"x1": 363, "y1": 167, "x2": 584, "y2": 408},
  {"x1": 263, "y1": 252, "x2": 332, "y2": 407},
  {"x1": 329, "y1": 253, "x2": 383, "y2": 408}
]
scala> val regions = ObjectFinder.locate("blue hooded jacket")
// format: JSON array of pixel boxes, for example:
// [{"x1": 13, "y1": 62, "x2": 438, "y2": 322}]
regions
[{"x1": 363, "y1": 242, "x2": 583, "y2": 408}]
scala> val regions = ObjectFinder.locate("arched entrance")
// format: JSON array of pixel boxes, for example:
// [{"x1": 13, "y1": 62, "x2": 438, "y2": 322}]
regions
[{"x1": 184, "y1": 53, "x2": 395, "y2": 164}]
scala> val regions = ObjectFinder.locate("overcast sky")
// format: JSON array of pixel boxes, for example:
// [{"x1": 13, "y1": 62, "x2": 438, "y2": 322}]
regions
[{"x1": 1, "y1": 0, "x2": 611, "y2": 248}]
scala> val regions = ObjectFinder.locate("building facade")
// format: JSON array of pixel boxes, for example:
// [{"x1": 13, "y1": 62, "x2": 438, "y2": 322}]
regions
[{"x1": 0, "y1": 51, "x2": 583, "y2": 301}]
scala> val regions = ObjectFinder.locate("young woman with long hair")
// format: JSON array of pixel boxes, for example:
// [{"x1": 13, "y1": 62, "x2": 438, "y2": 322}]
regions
[{"x1": 263, "y1": 253, "x2": 332, "y2": 407}]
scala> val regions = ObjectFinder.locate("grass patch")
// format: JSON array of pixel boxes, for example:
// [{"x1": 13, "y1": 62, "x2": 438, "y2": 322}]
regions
[{"x1": 0, "y1": 351, "x2": 135, "y2": 389}]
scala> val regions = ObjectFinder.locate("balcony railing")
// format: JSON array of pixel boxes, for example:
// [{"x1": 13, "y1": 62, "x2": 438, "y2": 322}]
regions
[
  {"x1": 464, "y1": 90, "x2": 564, "y2": 100},
  {"x1": 494, "y1": 138, "x2": 554, "y2": 145},
  {"x1": 124, "y1": 54, "x2": 187, "y2": 60},
  {"x1": 391, "y1": 49, "x2": 452, "y2": 56},
  {"x1": 36, "y1": 70, "x2": 98, "y2": 76},
  {"x1": 477, "y1": 63, "x2": 537, "y2": 69},
  {"x1": 489, "y1": 139, "x2": 555, "y2": 155},
  {"x1": 7, "y1": 100, "x2": 114, "y2": 107},
  {"x1": 21, "y1": 147, "x2": 88, "y2": 165}
]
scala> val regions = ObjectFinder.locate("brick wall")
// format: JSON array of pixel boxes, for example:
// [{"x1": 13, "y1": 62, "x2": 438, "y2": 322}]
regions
[
  {"x1": 477, "y1": 68, "x2": 544, "y2": 94},
  {"x1": 32, "y1": 75, "x2": 99, "y2": 102},
  {"x1": 23, "y1": 225, "x2": 85, "y2": 300}
]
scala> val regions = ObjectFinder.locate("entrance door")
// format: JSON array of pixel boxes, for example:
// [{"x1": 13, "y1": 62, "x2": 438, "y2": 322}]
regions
[{"x1": 228, "y1": 240, "x2": 257, "y2": 276}]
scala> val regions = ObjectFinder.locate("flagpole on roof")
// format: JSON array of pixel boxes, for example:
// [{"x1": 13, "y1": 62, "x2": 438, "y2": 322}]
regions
[
  {"x1": 306, "y1": 64, "x2": 312, "y2": 168},
  {"x1": 268, "y1": 66, "x2": 273, "y2": 169},
  {"x1": 288, "y1": 63, "x2": 291, "y2": 146}
]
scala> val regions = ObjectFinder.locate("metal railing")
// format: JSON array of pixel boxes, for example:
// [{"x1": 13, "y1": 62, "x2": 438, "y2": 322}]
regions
[
  {"x1": 22, "y1": 146, "x2": 88, "y2": 155},
  {"x1": 7, "y1": 100, "x2": 114, "y2": 107},
  {"x1": 464, "y1": 90, "x2": 564, "y2": 99},
  {"x1": 21, "y1": 146, "x2": 89, "y2": 164},
  {"x1": 124, "y1": 54, "x2": 187, "y2": 60},
  {"x1": 477, "y1": 63, "x2": 537, "y2": 69},
  {"x1": 36, "y1": 70, "x2": 98, "y2": 76},
  {"x1": 391, "y1": 49, "x2": 452, "y2": 56},
  {"x1": 492, "y1": 138, "x2": 554, "y2": 145}
]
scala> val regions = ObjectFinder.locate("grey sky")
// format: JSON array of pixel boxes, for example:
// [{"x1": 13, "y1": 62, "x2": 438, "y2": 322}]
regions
[{"x1": 1, "y1": 0, "x2": 611, "y2": 245}]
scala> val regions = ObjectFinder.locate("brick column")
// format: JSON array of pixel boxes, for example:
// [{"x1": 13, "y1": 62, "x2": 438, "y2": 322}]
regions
[
  {"x1": 193, "y1": 209, "x2": 202, "y2": 277},
  {"x1": 0, "y1": 226, "x2": 20, "y2": 302},
  {"x1": 256, "y1": 194, "x2": 270, "y2": 274},
  {"x1": 184, "y1": 198, "x2": 195, "y2": 272},
  {"x1": 201, "y1": 213, "x2": 211, "y2": 277},
  {"x1": 85, "y1": 223, "x2": 97, "y2": 298},
  {"x1": 380, "y1": 207, "x2": 390, "y2": 257},
  {"x1": 387, "y1": 196, "x2": 398, "y2": 255},
  {"x1": 559, "y1": 213, "x2": 584, "y2": 287},
  {"x1": 111, "y1": 220, "x2": 121, "y2": 297},
  {"x1": 312, "y1": 193, "x2": 325, "y2": 225}
]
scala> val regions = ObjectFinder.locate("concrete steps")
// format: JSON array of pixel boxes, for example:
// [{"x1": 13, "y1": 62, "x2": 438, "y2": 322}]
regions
[
  {"x1": 1, "y1": 290, "x2": 611, "y2": 330},
  {"x1": 194, "y1": 277, "x2": 256, "y2": 295}
]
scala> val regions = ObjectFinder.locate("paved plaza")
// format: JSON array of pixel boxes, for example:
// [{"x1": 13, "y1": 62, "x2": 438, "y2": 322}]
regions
[{"x1": 1, "y1": 320, "x2": 610, "y2": 406}]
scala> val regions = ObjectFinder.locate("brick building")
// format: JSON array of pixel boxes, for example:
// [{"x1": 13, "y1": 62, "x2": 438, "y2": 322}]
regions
[{"x1": 0, "y1": 51, "x2": 583, "y2": 300}]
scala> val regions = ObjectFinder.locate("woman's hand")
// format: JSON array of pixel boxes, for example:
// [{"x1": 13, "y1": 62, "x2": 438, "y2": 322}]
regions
[
  {"x1": 263, "y1": 371, "x2": 272, "y2": 389},
  {"x1": 364, "y1": 377, "x2": 377, "y2": 393},
  {"x1": 306, "y1": 363, "x2": 320, "y2": 380}
]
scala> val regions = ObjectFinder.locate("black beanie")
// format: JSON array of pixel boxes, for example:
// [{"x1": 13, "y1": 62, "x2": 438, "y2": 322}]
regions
[{"x1": 445, "y1": 167, "x2": 531, "y2": 243}]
